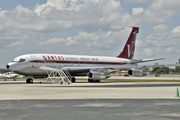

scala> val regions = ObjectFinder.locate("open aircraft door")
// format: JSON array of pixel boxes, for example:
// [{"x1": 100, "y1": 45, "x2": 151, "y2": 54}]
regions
[{"x1": 31, "y1": 56, "x2": 39, "y2": 67}]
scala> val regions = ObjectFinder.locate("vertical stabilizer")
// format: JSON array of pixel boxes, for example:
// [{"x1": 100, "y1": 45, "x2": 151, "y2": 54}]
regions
[{"x1": 117, "y1": 27, "x2": 139, "y2": 59}]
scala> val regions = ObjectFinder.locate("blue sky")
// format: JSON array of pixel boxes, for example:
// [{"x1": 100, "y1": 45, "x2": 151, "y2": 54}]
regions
[
  {"x1": 0, "y1": 0, "x2": 180, "y2": 67},
  {"x1": 0, "y1": 0, "x2": 47, "y2": 10}
]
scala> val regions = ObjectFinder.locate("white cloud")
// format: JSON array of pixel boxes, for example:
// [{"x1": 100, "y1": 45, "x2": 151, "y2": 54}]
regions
[
  {"x1": 66, "y1": 37, "x2": 78, "y2": 46},
  {"x1": 0, "y1": 0, "x2": 179, "y2": 35},
  {"x1": 129, "y1": 0, "x2": 180, "y2": 25},
  {"x1": 142, "y1": 48, "x2": 153, "y2": 56},
  {"x1": 146, "y1": 24, "x2": 180, "y2": 47},
  {"x1": 165, "y1": 47, "x2": 174, "y2": 53},
  {"x1": 150, "y1": 0, "x2": 180, "y2": 12},
  {"x1": 34, "y1": 0, "x2": 83, "y2": 16},
  {"x1": 139, "y1": 24, "x2": 180, "y2": 59},
  {"x1": 39, "y1": 27, "x2": 131, "y2": 51},
  {"x1": 74, "y1": 32, "x2": 100, "y2": 41},
  {"x1": 39, "y1": 37, "x2": 78, "y2": 46},
  {"x1": 122, "y1": 0, "x2": 150, "y2": 3},
  {"x1": 132, "y1": 7, "x2": 144, "y2": 15},
  {"x1": 141, "y1": 47, "x2": 160, "y2": 57},
  {"x1": 136, "y1": 39, "x2": 143, "y2": 47},
  {"x1": 172, "y1": 26, "x2": 180, "y2": 34},
  {"x1": 0, "y1": 0, "x2": 125, "y2": 34},
  {"x1": 0, "y1": 0, "x2": 180, "y2": 67},
  {"x1": 5, "y1": 40, "x2": 24, "y2": 47},
  {"x1": 105, "y1": 31, "x2": 111, "y2": 37},
  {"x1": 152, "y1": 24, "x2": 169, "y2": 33}
]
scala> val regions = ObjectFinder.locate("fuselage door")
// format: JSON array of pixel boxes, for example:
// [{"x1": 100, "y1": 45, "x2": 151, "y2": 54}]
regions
[{"x1": 31, "y1": 56, "x2": 38, "y2": 67}]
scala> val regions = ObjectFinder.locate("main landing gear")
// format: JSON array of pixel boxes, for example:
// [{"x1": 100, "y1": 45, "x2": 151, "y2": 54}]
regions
[
  {"x1": 88, "y1": 79, "x2": 100, "y2": 83},
  {"x1": 26, "y1": 77, "x2": 76, "y2": 84},
  {"x1": 26, "y1": 78, "x2": 33, "y2": 83},
  {"x1": 71, "y1": 77, "x2": 76, "y2": 83}
]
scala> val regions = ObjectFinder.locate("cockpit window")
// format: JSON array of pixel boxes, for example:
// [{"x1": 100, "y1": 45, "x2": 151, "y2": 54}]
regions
[
  {"x1": 12, "y1": 58, "x2": 19, "y2": 62},
  {"x1": 19, "y1": 59, "x2": 25, "y2": 62},
  {"x1": 12, "y1": 58, "x2": 26, "y2": 62}
]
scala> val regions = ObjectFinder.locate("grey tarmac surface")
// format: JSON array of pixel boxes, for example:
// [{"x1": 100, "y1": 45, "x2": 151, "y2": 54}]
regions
[
  {"x1": 0, "y1": 78, "x2": 180, "y2": 120},
  {"x1": 1, "y1": 99, "x2": 180, "y2": 120}
]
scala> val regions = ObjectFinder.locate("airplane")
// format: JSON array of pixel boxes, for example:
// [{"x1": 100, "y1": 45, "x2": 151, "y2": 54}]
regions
[
  {"x1": 0, "y1": 72, "x2": 19, "y2": 81},
  {"x1": 6, "y1": 27, "x2": 177, "y2": 83}
]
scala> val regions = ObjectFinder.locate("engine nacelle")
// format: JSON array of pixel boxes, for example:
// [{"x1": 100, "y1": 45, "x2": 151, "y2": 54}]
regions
[
  {"x1": 87, "y1": 71, "x2": 111, "y2": 80},
  {"x1": 128, "y1": 69, "x2": 148, "y2": 76}
]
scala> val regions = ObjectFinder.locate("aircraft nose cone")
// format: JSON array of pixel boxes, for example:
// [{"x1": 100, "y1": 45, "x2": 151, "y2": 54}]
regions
[{"x1": 6, "y1": 65, "x2": 9, "y2": 69}]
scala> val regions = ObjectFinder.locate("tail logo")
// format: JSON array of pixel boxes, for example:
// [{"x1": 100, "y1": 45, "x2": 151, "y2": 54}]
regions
[
  {"x1": 127, "y1": 41, "x2": 135, "y2": 57},
  {"x1": 127, "y1": 44, "x2": 131, "y2": 57},
  {"x1": 117, "y1": 27, "x2": 139, "y2": 59}
]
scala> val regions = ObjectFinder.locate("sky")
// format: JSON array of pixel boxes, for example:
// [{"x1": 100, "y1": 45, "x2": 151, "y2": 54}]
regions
[{"x1": 0, "y1": 0, "x2": 180, "y2": 68}]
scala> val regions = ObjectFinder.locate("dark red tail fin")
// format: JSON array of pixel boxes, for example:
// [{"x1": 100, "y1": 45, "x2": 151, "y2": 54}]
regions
[{"x1": 117, "y1": 27, "x2": 139, "y2": 59}]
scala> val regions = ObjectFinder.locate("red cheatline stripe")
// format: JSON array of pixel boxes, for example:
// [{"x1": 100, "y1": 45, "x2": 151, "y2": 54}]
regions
[{"x1": 30, "y1": 60, "x2": 128, "y2": 65}]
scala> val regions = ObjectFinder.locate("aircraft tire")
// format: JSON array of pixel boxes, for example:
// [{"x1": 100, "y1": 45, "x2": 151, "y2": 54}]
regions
[
  {"x1": 26, "y1": 78, "x2": 33, "y2": 83},
  {"x1": 88, "y1": 79, "x2": 93, "y2": 82},
  {"x1": 71, "y1": 77, "x2": 76, "y2": 83},
  {"x1": 96, "y1": 79, "x2": 101, "y2": 83}
]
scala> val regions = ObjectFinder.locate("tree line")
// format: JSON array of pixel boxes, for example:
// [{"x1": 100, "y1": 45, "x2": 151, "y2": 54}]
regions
[{"x1": 151, "y1": 66, "x2": 180, "y2": 74}]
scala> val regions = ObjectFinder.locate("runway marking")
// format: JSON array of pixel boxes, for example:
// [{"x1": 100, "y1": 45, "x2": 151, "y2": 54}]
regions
[{"x1": 77, "y1": 103, "x2": 122, "y2": 107}]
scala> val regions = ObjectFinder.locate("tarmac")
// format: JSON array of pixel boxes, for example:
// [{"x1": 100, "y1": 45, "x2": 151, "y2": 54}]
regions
[
  {"x1": 0, "y1": 77, "x2": 180, "y2": 120},
  {"x1": 0, "y1": 80, "x2": 180, "y2": 100}
]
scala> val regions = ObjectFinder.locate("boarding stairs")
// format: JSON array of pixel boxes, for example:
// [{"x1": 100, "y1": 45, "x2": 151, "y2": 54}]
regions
[{"x1": 45, "y1": 65, "x2": 72, "y2": 84}]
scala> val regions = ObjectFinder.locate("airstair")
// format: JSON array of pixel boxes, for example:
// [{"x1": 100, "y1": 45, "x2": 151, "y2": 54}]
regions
[{"x1": 44, "y1": 65, "x2": 72, "y2": 84}]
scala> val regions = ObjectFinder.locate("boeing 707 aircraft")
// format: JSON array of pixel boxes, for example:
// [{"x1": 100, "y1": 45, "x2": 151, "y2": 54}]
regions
[{"x1": 7, "y1": 27, "x2": 174, "y2": 83}]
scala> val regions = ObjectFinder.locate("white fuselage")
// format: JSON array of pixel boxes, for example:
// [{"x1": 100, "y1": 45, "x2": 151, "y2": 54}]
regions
[{"x1": 7, "y1": 54, "x2": 132, "y2": 77}]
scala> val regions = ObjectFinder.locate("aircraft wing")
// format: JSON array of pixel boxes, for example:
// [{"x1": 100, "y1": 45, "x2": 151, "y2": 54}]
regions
[
  {"x1": 39, "y1": 66, "x2": 101, "y2": 71},
  {"x1": 38, "y1": 63, "x2": 180, "y2": 77},
  {"x1": 88, "y1": 65, "x2": 138, "y2": 73},
  {"x1": 38, "y1": 57, "x2": 165, "y2": 72},
  {"x1": 39, "y1": 64, "x2": 137, "y2": 73}
]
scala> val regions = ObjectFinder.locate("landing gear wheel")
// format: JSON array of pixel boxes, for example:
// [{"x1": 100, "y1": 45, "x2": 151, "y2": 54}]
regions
[
  {"x1": 71, "y1": 77, "x2": 76, "y2": 83},
  {"x1": 88, "y1": 79, "x2": 93, "y2": 82},
  {"x1": 26, "y1": 78, "x2": 33, "y2": 83},
  {"x1": 96, "y1": 79, "x2": 100, "y2": 83},
  {"x1": 94, "y1": 79, "x2": 100, "y2": 82}
]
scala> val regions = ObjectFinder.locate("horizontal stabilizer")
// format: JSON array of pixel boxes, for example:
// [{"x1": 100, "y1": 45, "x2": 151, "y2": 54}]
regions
[{"x1": 130, "y1": 58, "x2": 164, "y2": 64}]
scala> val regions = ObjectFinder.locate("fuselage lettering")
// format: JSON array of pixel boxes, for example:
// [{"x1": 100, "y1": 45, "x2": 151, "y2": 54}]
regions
[
  {"x1": 61, "y1": 56, "x2": 64, "y2": 60},
  {"x1": 43, "y1": 55, "x2": 47, "y2": 60},
  {"x1": 51, "y1": 56, "x2": 55, "y2": 60},
  {"x1": 47, "y1": 56, "x2": 51, "y2": 60},
  {"x1": 58, "y1": 56, "x2": 61, "y2": 60},
  {"x1": 54, "y1": 56, "x2": 57, "y2": 60}
]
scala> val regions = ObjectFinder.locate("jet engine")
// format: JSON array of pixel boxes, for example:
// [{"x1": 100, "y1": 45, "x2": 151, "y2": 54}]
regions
[
  {"x1": 128, "y1": 69, "x2": 148, "y2": 76},
  {"x1": 87, "y1": 71, "x2": 111, "y2": 81}
]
